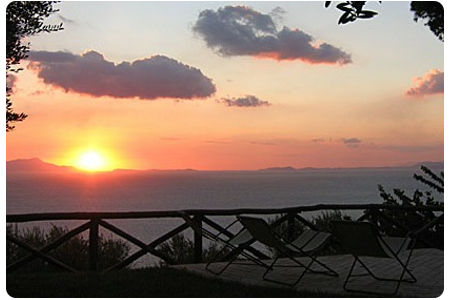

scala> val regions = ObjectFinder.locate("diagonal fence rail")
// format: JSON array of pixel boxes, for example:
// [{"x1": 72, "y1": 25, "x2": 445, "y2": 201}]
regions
[{"x1": 6, "y1": 204, "x2": 443, "y2": 273}]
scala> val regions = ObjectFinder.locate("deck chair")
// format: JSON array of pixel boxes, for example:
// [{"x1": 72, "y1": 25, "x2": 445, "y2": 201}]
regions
[
  {"x1": 332, "y1": 220, "x2": 417, "y2": 296},
  {"x1": 238, "y1": 216, "x2": 338, "y2": 287},
  {"x1": 179, "y1": 212, "x2": 270, "y2": 275}
]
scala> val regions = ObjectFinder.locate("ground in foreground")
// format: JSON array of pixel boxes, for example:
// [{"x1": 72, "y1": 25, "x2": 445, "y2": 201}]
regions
[{"x1": 6, "y1": 267, "x2": 342, "y2": 298}]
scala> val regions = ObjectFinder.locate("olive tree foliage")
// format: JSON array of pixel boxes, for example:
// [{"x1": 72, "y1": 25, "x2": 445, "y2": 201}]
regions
[
  {"x1": 375, "y1": 166, "x2": 443, "y2": 249},
  {"x1": 6, "y1": 224, "x2": 130, "y2": 272},
  {"x1": 6, "y1": 1, "x2": 63, "y2": 132},
  {"x1": 325, "y1": 1, "x2": 444, "y2": 41},
  {"x1": 157, "y1": 233, "x2": 227, "y2": 265}
]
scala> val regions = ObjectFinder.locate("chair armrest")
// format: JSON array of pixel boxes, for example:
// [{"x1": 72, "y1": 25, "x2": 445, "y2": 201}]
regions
[{"x1": 212, "y1": 219, "x2": 240, "y2": 240}]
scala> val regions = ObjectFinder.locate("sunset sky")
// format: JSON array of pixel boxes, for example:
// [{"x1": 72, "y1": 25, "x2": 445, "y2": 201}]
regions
[{"x1": 5, "y1": 1, "x2": 444, "y2": 171}]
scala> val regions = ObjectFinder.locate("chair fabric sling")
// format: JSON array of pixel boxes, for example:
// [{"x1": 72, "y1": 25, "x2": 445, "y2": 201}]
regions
[
  {"x1": 237, "y1": 216, "x2": 338, "y2": 287},
  {"x1": 178, "y1": 212, "x2": 270, "y2": 275},
  {"x1": 332, "y1": 220, "x2": 417, "y2": 296}
]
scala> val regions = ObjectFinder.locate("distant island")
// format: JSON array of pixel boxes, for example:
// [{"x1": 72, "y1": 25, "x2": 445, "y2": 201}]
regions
[
  {"x1": 6, "y1": 158, "x2": 77, "y2": 173},
  {"x1": 258, "y1": 166, "x2": 297, "y2": 171},
  {"x1": 258, "y1": 162, "x2": 444, "y2": 172},
  {"x1": 5, "y1": 158, "x2": 199, "y2": 173}
]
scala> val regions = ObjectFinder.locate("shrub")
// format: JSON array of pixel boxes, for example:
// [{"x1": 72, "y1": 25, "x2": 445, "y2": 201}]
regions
[
  {"x1": 157, "y1": 233, "x2": 195, "y2": 264},
  {"x1": 157, "y1": 233, "x2": 228, "y2": 265},
  {"x1": 6, "y1": 224, "x2": 130, "y2": 272},
  {"x1": 374, "y1": 165, "x2": 444, "y2": 249}
]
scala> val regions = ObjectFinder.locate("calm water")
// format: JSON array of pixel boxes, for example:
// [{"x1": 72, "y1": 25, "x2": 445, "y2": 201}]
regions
[
  {"x1": 6, "y1": 168, "x2": 439, "y2": 266},
  {"x1": 6, "y1": 168, "x2": 430, "y2": 214}
]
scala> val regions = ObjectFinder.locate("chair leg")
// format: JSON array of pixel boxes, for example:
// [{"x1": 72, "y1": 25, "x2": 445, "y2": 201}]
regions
[
  {"x1": 390, "y1": 248, "x2": 417, "y2": 295},
  {"x1": 262, "y1": 256, "x2": 283, "y2": 282},
  {"x1": 290, "y1": 257, "x2": 316, "y2": 287},
  {"x1": 205, "y1": 244, "x2": 232, "y2": 275},
  {"x1": 309, "y1": 255, "x2": 339, "y2": 277},
  {"x1": 206, "y1": 248, "x2": 238, "y2": 275},
  {"x1": 343, "y1": 254, "x2": 416, "y2": 296},
  {"x1": 343, "y1": 257, "x2": 358, "y2": 293},
  {"x1": 262, "y1": 255, "x2": 309, "y2": 287},
  {"x1": 206, "y1": 245, "x2": 271, "y2": 275},
  {"x1": 392, "y1": 247, "x2": 417, "y2": 284},
  {"x1": 262, "y1": 250, "x2": 329, "y2": 287},
  {"x1": 286, "y1": 238, "x2": 339, "y2": 277}
]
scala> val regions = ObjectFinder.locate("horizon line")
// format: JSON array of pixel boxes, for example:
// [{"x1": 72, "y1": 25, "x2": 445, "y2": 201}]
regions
[{"x1": 5, "y1": 157, "x2": 444, "y2": 173}]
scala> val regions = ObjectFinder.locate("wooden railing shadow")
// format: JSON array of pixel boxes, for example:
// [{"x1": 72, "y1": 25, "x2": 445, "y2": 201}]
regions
[{"x1": 6, "y1": 204, "x2": 443, "y2": 273}]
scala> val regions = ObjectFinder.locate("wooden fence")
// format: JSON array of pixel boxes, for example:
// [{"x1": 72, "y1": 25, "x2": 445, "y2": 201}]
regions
[{"x1": 6, "y1": 204, "x2": 443, "y2": 273}]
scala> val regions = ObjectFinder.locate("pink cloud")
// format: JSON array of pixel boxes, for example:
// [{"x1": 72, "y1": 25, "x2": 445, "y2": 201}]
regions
[
  {"x1": 193, "y1": 6, "x2": 352, "y2": 65},
  {"x1": 405, "y1": 69, "x2": 444, "y2": 97},
  {"x1": 27, "y1": 50, "x2": 216, "y2": 100}
]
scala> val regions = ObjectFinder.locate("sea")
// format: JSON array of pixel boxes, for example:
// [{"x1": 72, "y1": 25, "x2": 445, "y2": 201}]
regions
[{"x1": 6, "y1": 167, "x2": 443, "y2": 267}]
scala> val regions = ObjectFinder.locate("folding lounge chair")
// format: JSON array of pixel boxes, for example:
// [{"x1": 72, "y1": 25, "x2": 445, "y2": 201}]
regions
[
  {"x1": 179, "y1": 212, "x2": 270, "y2": 275},
  {"x1": 238, "y1": 216, "x2": 338, "y2": 287},
  {"x1": 332, "y1": 220, "x2": 417, "y2": 296}
]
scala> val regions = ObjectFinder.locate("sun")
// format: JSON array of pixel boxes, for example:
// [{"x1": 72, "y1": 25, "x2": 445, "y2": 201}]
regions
[{"x1": 75, "y1": 150, "x2": 108, "y2": 172}]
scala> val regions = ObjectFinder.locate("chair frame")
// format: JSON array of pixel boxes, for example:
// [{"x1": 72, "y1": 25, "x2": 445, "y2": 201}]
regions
[
  {"x1": 238, "y1": 216, "x2": 339, "y2": 287},
  {"x1": 206, "y1": 219, "x2": 272, "y2": 275},
  {"x1": 332, "y1": 220, "x2": 417, "y2": 296},
  {"x1": 179, "y1": 212, "x2": 270, "y2": 275}
]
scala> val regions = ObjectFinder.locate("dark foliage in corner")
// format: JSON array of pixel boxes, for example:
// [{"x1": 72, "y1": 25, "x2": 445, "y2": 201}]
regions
[
  {"x1": 6, "y1": 1, "x2": 63, "y2": 131},
  {"x1": 326, "y1": 1, "x2": 443, "y2": 41},
  {"x1": 375, "y1": 165, "x2": 443, "y2": 249}
]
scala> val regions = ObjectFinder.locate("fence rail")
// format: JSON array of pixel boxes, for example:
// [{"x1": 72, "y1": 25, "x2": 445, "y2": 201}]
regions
[{"x1": 6, "y1": 204, "x2": 443, "y2": 273}]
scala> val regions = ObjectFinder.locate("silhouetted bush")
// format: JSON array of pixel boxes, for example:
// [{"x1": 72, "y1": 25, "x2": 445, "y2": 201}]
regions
[
  {"x1": 157, "y1": 233, "x2": 227, "y2": 265},
  {"x1": 373, "y1": 165, "x2": 444, "y2": 249},
  {"x1": 6, "y1": 224, "x2": 130, "y2": 272}
]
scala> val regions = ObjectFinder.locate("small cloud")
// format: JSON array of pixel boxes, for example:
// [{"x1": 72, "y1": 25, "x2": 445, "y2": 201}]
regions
[
  {"x1": 250, "y1": 140, "x2": 277, "y2": 145},
  {"x1": 27, "y1": 50, "x2": 216, "y2": 100},
  {"x1": 160, "y1": 137, "x2": 181, "y2": 141},
  {"x1": 311, "y1": 138, "x2": 334, "y2": 144},
  {"x1": 341, "y1": 138, "x2": 361, "y2": 148},
  {"x1": 204, "y1": 140, "x2": 229, "y2": 144},
  {"x1": 221, "y1": 95, "x2": 271, "y2": 107},
  {"x1": 311, "y1": 138, "x2": 325, "y2": 143},
  {"x1": 193, "y1": 6, "x2": 352, "y2": 65},
  {"x1": 405, "y1": 69, "x2": 444, "y2": 97},
  {"x1": 29, "y1": 90, "x2": 50, "y2": 97},
  {"x1": 269, "y1": 6, "x2": 286, "y2": 24}
]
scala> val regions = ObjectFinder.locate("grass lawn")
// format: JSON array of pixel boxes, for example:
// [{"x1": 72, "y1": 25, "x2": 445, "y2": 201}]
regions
[{"x1": 6, "y1": 267, "x2": 343, "y2": 297}]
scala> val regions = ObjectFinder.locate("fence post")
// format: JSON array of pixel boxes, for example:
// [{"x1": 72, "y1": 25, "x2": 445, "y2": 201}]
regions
[
  {"x1": 89, "y1": 218, "x2": 99, "y2": 271},
  {"x1": 193, "y1": 215, "x2": 203, "y2": 263},
  {"x1": 287, "y1": 212, "x2": 296, "y2": 241}
]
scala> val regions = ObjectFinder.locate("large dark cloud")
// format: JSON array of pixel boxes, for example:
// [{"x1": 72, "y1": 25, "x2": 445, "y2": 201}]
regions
[
  {"x1": 193, "y1": 6, "x2": 352, "y2": 65},
  {"x1": 221, "y1": 95, "x2": 271, "y2": 107},
  {"x1": 27, "y1": 50, "x2": 216, "y2": 100},
  {"x1": 405, "y1": 69, "x2": 444, "y2": 97}
]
